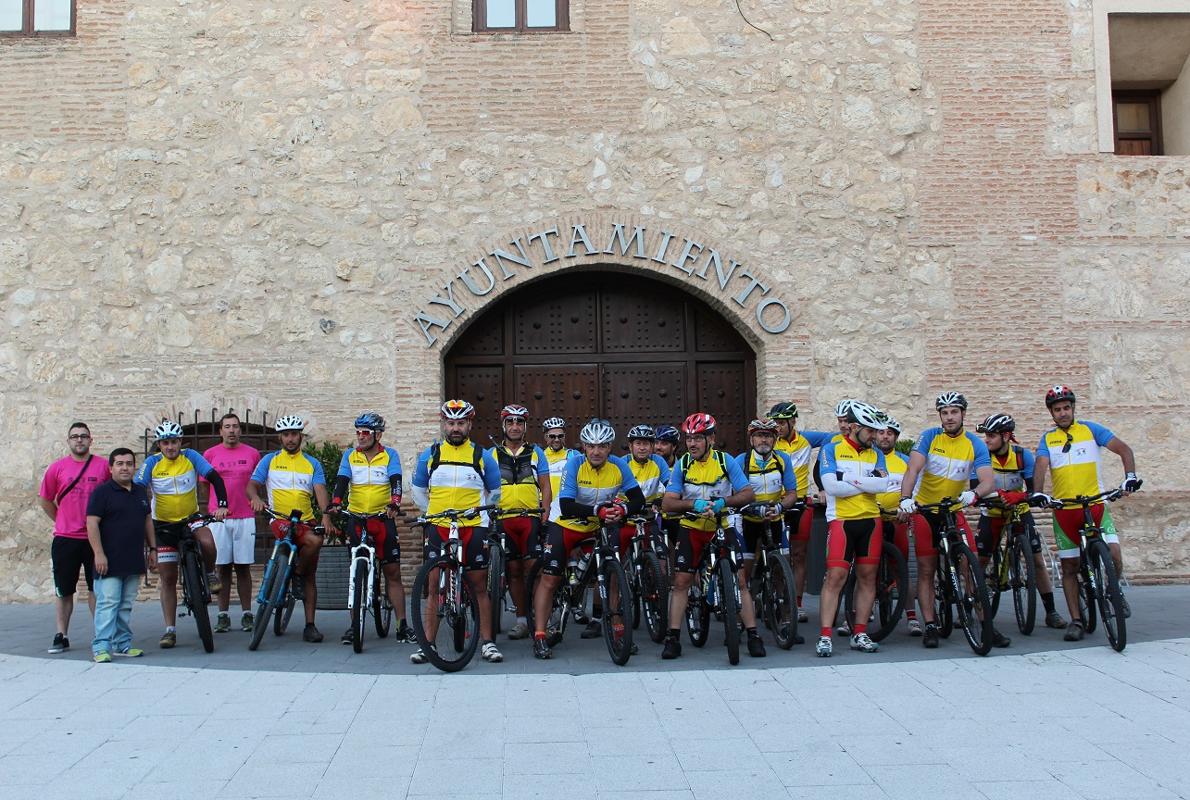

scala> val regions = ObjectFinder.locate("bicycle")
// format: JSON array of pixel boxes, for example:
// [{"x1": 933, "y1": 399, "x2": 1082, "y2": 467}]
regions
[
  {"x1": 178, "y1": 513, "x2": 217, "y2": 654},
  {"x1": 625, "y1": 513, "x2": 670, "y2": 644},
  {"x1": 740, "y1": 503, "x2": 799, "y2": 649},
  {"x1": 486, "y1": 507, "x2": 544, "y2": 639},
  {"x1": 526, "y1": 507, "x2": 635, "y2": 666},
  {"x1": 841, "y1": 511, "x2": 909, "y2": 643},
  {"x1": 250, "y1": 508, "x2": 322, "y2": 651},
  {"x1": 337, "y1": 509, "x2": 395, "y2": 654},
  {"x1": 978, "y1": 497, "x2": 1042, "y2": 636},
  {"x1": 683, "y1": 508, "x2": 744, "y2": 665},
  {"x1": 1049, "y1": 489, "x2": 1127, "y2": 652},
  {"x1": 913, "y1": 499, "x2": 993, "y2": 656}
]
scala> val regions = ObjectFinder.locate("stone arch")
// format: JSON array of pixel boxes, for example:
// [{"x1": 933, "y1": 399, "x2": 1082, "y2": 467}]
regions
[{"x1": 135, "y1": 392, "x2": 328, "y2": 443}]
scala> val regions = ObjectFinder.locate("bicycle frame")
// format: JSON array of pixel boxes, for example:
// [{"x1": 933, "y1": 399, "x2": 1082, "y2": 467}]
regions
[
  {"x1": 256, "y1": 510, "x2": 301, "y2": 607},
  {"x1": 179, "y1": 515, "x2": 214, "y2": 612},
  {"x1": 341, "y1": 512, "x2": 382, "y2": 617},
  {"x1": 915, "y1": 499, "x2": 969, "y2": 608}
]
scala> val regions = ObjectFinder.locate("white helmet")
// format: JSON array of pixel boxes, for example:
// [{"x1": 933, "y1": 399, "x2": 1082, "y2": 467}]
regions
[
  {"x1": 154, "y1": 420, "x2": 183, "y2": 441},
  {"x1": 846, "y1": 401, "x2": 887, "y2": 431},
  {"x1": 542, "y1": 416, "x2": 566, "y2": 431},
  {"x1": 275, "y1": 415, "x2": 305, "y2": 432},
  {"x1": 835, "y1": 398, "x2": 857, "y2": 418},
  {"x1": 579, "y1": 418, "x2": 616, "y2": 445}
]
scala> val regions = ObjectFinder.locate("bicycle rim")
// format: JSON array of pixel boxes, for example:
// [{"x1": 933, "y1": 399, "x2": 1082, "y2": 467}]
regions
[
  {"x1": 953, "y1": 545, "x2": 992, "y2": 656},
  {"x1": 413, "y1": 556, "x2": 481, "y2": 672},
  {"x1": 250, "y1": 560, "x2": 279, "y2": 651},
  {"x1": 183, "y1": 552, "x2": 214, "y2": 654},
  {"x1": 872, "y1": 542, "x2": 908, "y2": 642},
  {"x1": 601, "y1": 559, "x2": 634, "y2": 666},
  {"x1": 374, "y1": 572, "x2": 392, "y2": 639},
  {"x1": 1010, "y1": 534, "x2": 1036, "y2": 635},
  {"x1": 766, "y1": 553, "x2": 798, "y2": 650},
  {"x1": 686, "y1": 579, "x2": 709, "y2": 647},
  {"x1": 718, "y1": 559, "x2": 741, "y2": 665},
  {"x1": 351, "y1": 560, "x2": 368, "y2": 654}
]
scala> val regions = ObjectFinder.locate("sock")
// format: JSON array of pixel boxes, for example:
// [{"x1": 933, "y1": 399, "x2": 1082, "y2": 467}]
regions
[
  {"x1": 1041, "y1": 592, "x2": 1056, "y2": 613},
  {"x1": 165, "y1": 626, "x2": 176, "y2": 633},
  {"x1": 906, "y1": 609, "x2": 917, "y2": 620},
  {"x1": 820, "y1": 626, "x2": 832, "y2": 638},
  {"x1": 534, "y1": 631, "x2": 546, "y2": 640},
  {"x1": 854, "y1": 623, "x2": 868, "y2": 636},
  {"x1": 797, "y1": 594, "x2": 803, "y2": 607},
  {"x1": 516, "y1": 615, "x2": 527, "y2": 625},
  {"x1": 397, "y1": 617, "x2": 406, "y2": 628},
  {"x1": 667, "y1": 628, "x2": 680, "y2": 639},
  {"x1": 746, "y1": 626, "x2": 758, "y2": 637}
]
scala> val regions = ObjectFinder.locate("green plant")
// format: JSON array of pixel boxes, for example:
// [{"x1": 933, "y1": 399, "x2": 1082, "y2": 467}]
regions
[
  {"x1": 303, "y1": 440, "x2": 346, "y2": 505},
  {"x1": 895, "y1": 437, "x2": 915, "y2": 455}
]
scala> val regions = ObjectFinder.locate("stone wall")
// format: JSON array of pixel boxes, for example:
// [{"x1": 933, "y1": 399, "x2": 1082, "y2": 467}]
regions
[{"x1": 0, "y1": 0, "x2": 1187, "y2": 600}]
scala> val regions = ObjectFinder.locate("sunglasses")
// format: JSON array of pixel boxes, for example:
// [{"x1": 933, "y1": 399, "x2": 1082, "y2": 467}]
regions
[
  {"x1": 545, "y1": 434, "x2": 565, "y2": 440},
  {"x1": 68, "y1": 434, "x2": 91, "y2": 440},
  {"x1": 355, "y1": 429, "x2": 376, "y2": 436},
  {"x1": 1061, "y1": 432, "x2": 1073, "y2": 454}
]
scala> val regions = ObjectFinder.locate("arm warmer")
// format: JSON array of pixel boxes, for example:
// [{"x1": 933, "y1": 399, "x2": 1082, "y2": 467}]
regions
[
  {"x1": 205, "y1": 470, "x2": 229, "y2": 507},
  {"x1": 821, "y1": 471, "x2": 862, "y2": 498},
  {"x1": 332, "y1": 475, "x2": 350, "y2": 503}
]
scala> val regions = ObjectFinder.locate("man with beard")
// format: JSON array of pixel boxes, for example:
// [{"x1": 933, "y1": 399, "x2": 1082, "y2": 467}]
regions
[
  {"x1": 871, "y1": 412, "x2": 921, "y2": 636},
  {"x1": 541, "y1": 417, "x2": 574, "y2": 521}
]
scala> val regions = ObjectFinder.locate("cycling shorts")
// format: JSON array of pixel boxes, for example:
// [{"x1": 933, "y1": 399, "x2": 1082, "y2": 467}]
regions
[
  {"x1": 540, "y1": 522, "x2": 594, "y2": 576},
  {"x1": 1051, "y1": 504, "x2": 1118, "y2": 559},
  {"x1": 268, "y1": 519, "x2": 322, "y2": 547},
  {"x1": 153, "y1": 520, "x2": 190, "y2": 565},
  {"x1": 423, "y1": 524, "x2": 489, "y2": 571},
  {"x1": 497, "y1": 516, "x2": 542, "y2": 561},
  {"x1": 785, "y1": 503, "x2": 815, "y2": 543},
  {"x1": 913, "y1": 511, "x2": 976, "y2": 558},
  {"x1": 740, "y1": 518, "x2": 788, "y2": 560},
  {"x1": 674, "y1": 527, "x2": 724, "y2": 574},
  {"x1": 881, "y1": 518, "x2": 911, "y2": 562},
  {"x1": 347, "y1": 516, "x2": 400, "y2": 565},
  {"x1": 977, "y1": 513, "x2": 1042, "y2": 558},
  {"x1": 618, "y1": 519, "x2": 663, "y2": 560},
  {"x1": 825, "y1": 518, "x2": 882, "y2": 570},
  {"x1": 662, "y1": 517, "x2": 682, "y2": 546},
  {"x1": 51, "y1": 536, "x2": 94, "y2": 596}
]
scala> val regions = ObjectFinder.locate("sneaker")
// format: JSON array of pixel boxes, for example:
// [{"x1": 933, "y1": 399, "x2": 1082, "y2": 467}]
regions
[
  {"x1": 507, "y1": 620, "x2": 530, "y2": 640},
  {"x1": 815, "y1": 636, "x2": 832, "y2": 657},
  {"x1": 93, "y1": 651, "x2": 112, "y2": 663},
  {"x1": 835, "y1": 622, "x2": 851, "y2": 637},
  {"x1": 214, "y1": 613, "x2": 231, "y2": 633},
  {"x1": 159, "y1": 630, "x2": 176, "y2": 649},
  {"x1": 533, "y1": 636, "x2": 553, "y2": 660},
  {"x1": 340, "y1": 628, "x2": 353, "y2": 645},
  {"x1": 207, "y1": 572, "x2": 222, "y2": 595},
  {"x1": 303, "y1": 624, "x2": 324, "y2": 643},
  {"x1": 409, "y1": 648, "x2": 428, "y2": 664},
  {"x1": 1121, "y1": 593, "x2": 1132, "y2": 619},
  {"x1": 240, "y1": 612, "x2": 254, "y2": 632},
  {"x1": 797, "y1": 608, "x2": 808, "y2": 623},
  {"x1": 1064, "y1": 620, "x2": 1085, "y2": 641},
  {"x1": 661, "y1": 634, "x2": 682, "y2": 660},
  {"x1": 47, "y1": 633, "x2": 69, "y2": 654},
  {"x1": 114, "y1": 647, "x2": 144, "y2": 658},
  {"x1": 395, "y1": 621, "x2": 413, "y2": 644},
  {"x1": 850, "y1": 633, "x2": 879, "y2": 653},
  {"x1": 907, "y1": 618, "x2": 923, "y2": 637},
  {"x1": 922, "y1": 623, "x2": 939, "y2": 649},
  {"x1": 992, "y1": 628, "x2": 1012, "y2": 648},
  {"x1": 481, "y1": 641, "x2": 504, "y2": 662},
  {"x1": 580, "y1": 620, "x2": 602, "y2": 639},
  {"x1": 1045, "y1": 610, "x2": 1067, "y2": 629},
  {"x1": 747, "y1": 633, "x2": 766, "y2": 658}
]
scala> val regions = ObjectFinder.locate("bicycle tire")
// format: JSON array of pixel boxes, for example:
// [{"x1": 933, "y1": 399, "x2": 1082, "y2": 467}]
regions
[
  {"x1": 600, "y1": 558, "x2": 634, "y2": 666},
  {"x1": 374, "y1": 572, "x2": 392, "y2": 639},
  {"x1": 637, "y1": 550, "x2": 669, "y2": 644},
  {"x1": 351, "y1": 559, "x2": 368, "y2": 653},
  {"x1": 412, "y1": 555, "x2": 481, "y2": 672},
  {"x1": 276, "y1": 591, "x2": 296, "y2": 637},
  {"x1": 1089, "y1": 539, "x2": 1126, "y2": 652},
  {"x1": 686, "y1": 573, "x2": 710, "y2": 647},
  {"x1": 988, "y1": 544, "x2": 1004, "y2": 618},
  {"x1": 934, "y1": 568, "x2": 954, "y2": 638},
  {"x1": 952, "y1": 543, "x2": 993, "y2": 656},
  {"x1": 764, "y1": 552, "x2": 798, "y2": 650},
  {"x1": 250, "y1": 559, "x2": 279, "y2": 651},
  {"x1": 1080, "y1": 567, "x2": 1098, "y2": 634},
  {"x1": 718, "y1": 558, "x2": 741, "y2": 666},
  {"x1": 487, "y1": 543, "x2": 505, "y2": 637},
  {"x1": 1010, "y1": 532, "x2": 1037, "y2": 635},
  {"x1": 181, "y1": 550, "x2": 215, "y2": 654}
]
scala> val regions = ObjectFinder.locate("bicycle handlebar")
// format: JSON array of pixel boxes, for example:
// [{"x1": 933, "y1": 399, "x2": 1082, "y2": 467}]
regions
[
  {"x1": 416, "y1": 503, "x2": 501, "y2": 524},
  {"x1": 1049, "y1": 489, "x2": 1125, "y2": 508},
  {"x1": 912, "y1": 498, "x2": 965, "y2": 514}
]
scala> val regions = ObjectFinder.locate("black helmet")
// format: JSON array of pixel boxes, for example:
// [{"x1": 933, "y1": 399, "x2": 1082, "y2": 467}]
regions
[
  {"x1": 976, "y1": 414, "x2": 1015, "y2": 435},
  {"x1": 768, "y1": 402, "x2": 798, "y2": 420}
]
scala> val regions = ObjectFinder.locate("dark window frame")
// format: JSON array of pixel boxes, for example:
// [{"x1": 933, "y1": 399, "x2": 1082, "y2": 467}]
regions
[
  {"x1": 472, "y1": 0, "x2": 570, "y2": 33},
  {"x1": 0, "y1": 0, "x2": 76, "y2": 38},
  {"x1": 1112, "y1": 89, "x2": 1164, "y2": 156}
]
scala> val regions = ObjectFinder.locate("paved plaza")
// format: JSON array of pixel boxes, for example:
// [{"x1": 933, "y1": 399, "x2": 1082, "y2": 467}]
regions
[{"x1": 1, "y1": 586, "x2": 1188, "y2": 799}]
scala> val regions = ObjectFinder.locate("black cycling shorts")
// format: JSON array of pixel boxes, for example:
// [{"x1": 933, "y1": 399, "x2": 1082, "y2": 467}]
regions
[
  {"x1": 977, "y1": 512, "x2": 1043, "y2": 557},
  {"x1": 347, "y1": 516, "x2": 401, "y2": 565},
  {"x1": 51, "y1": 536, "x2": 94, "y2": 597},
  {"x1": 423, "y1": 524, "x2": 489, "y2": 571}
]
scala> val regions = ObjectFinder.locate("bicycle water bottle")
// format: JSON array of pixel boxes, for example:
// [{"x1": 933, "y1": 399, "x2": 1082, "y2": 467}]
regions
[
  {"x1": 705, "y1": 572, "x2": 716, "y2": 605},
  {"x1": 576, "y1": 552, "x2": 591, "y2": 577},
  {"x1": 567, "y1": 557, "x2": 580, "y2": 587}
]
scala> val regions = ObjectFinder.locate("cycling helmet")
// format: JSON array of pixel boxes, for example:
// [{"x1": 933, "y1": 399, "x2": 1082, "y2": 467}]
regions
[
  {"x1": 881, "y1": 413, "x2": 902, "y2": 435},
  {"x1": 354, "y1": 411, "x2": 386, "y2": 431},
  {"x1": 834, "y1": 399, "x2": 857, "y2": 418},
  {"x1": 768, "y1": 402, "x2": 798, "y2": 420},
  {"x1": 500, "y1": 404, "x2": 528, "y2": 425},
  {"x1": 579, "y1": 418, "x2": 616, "y2": 445},
  {"x1": 1045, "y1": 385, "x2": 1076, "y2": 408},
  {"x1": 681, "y1": 412, "x2": 716, "y2": 436},
  {"x1": 748, "y1": 418, "x2": 779, "y2": 436},
  {"x1": 274, "y1": 414, "x2": 305, "y2": 432},
  {"x1": 976, "y1": 413, "x2": 1016, "y2": 434},
  {"x1": 154, "y1": 420, "x2": 183, "y2": 441},
  {"x1": 845, "y1": 401, "x2": 887, "y2": 431},
  {"x1": 626, "y1": 424, "x2": 656, "y2": 441},
  {"x1": 935, "y1": 391, "x2": 968, "y2": 411},
  {"x1": 439, "y1": 400, "x2": 475, "y2": 420},
  {"x1": 541, "y1": 416, "x2": 566, "y2": 431},
  {"x1": 654, "y1": 424, "x2": 680, "y2": 444}
]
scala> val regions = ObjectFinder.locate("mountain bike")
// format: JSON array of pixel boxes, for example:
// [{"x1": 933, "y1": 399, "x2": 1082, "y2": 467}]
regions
[
  {"x1": 625, "y1": 513, "x2": 670, "y2": 644},
  {"x1": 841, "y1": 512, "x2": 909, "y2": 643},
  {"x1": 1049, "y1": 489, "x2": 1127, "y2": 652},
  {"x1": 683, "y1": 507, "x2": 744, "y2": 665},
  {"x1": 740, "y1": 503, "x2": 799, "y2": 649},
  {"x1": 978, "y1": 497, "x2": 1042, "y2": 636},
  {"x1": 179, "y1": 513, "x2": 217, "y2": 654},
  {"x1": 486, "y1": 507, "x2": 543, "y2": 638},
  {"x1": 250, "y1": 508, "x2": 322, "y2": 651},
  {"x1": 914, "y1": 499, "x2": 993, "y2": 656},
  {"x1": 338, "y1": 509, "x2": 395, "y2": 654}
]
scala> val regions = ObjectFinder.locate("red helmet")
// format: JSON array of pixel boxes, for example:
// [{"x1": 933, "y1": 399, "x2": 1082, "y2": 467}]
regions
[
  {"x1": 681, "y1": 412, "x2": 716, "y2": 436},
  {"x1": 1045, "y1": 385, "x2": 1076, "y2": 408}
]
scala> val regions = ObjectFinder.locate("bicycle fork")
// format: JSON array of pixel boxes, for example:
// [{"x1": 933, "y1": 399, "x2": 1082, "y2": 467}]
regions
[{"x1": 347, "y1": 544, "x2": 376, "y2": 612}]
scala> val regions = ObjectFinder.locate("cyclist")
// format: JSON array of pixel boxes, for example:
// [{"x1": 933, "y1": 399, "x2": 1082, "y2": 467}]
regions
[
  {"x1": 653, "y1": 424, "x2": 681, "y2": 468},
  {"x1": 410, "y1": 400, "x2": 503, "y2": 663},
  {"x1": 1031, "y1": 385, "x2": 1142, "y2": 641},
  {"x1": 623, "y1": 424, "x2": 671, "y2": 552},
  {"x1": 974, "y1": 413, "x2": 1066, "y2": 630},
  {"x1": 660, "y1": 412, "x2": 758, "y2": 660},
  {"x1": 768, "y1": 401, "x2": 832, "y2": 623},
  {"x1": 134, "y1": 420, "x2": 229, "y2": 649},
  {"x1": 816, "y1": 401, "x2": 894, "y2": 656},
  {"x1": 488, "y1": 404, "x2": 551, "y2": 640},
  {"x1": 897, "y1": 392, "x2": 1010, "y2": 649},
  {"x1": 330, "y1": 412, "x2": 410, "y2": 645},
  {"x1": 542, "y1": 416, "x2": 574, "y2": 521},
  {"x1": 531, "y1": 419, "x2": 645, "y2": 659},
  {"x1": 872, "y1": 411, "x2": 921, "y2": 635},
  {"x1": 247, "y1": 415, "x2": 333, "y2": 643}
]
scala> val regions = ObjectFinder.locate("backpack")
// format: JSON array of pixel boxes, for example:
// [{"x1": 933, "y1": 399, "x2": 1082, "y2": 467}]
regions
[{"x1": 428, "y1": 441, "x2": 484, "y2": 477}]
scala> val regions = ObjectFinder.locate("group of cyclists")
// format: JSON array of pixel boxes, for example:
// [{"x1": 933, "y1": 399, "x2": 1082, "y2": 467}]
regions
[{"x1": 129, "y1": 382, "x2": 1141, "y2": 664}]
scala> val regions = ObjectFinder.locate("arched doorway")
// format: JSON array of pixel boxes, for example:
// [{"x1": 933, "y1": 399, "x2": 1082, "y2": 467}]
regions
[{"x1": 444, "y1": 271, "x2": 757, "y2": 453}]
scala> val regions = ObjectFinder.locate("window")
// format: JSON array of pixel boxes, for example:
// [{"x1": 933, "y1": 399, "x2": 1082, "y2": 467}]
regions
[
  {"x1": 0, "y1": 0, "x2": 74, "y2": 36},
  {"x1": 1113, "y1": 91, "x2": 1163, "y2": 155},
  {"x1": 473, "y1": 0, "x2": 569, "y2": 33}
]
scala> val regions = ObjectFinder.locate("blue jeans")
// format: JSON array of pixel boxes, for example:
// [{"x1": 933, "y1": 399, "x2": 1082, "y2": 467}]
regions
[{"x1": 92, "y1": 574, "x2": 140, "y2": 656}]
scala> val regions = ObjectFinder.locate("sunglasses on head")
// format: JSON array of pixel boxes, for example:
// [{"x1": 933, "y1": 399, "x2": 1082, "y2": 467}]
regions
[{"x1": 1062, "y1": 432, "x2": 1073, "y2": 454}]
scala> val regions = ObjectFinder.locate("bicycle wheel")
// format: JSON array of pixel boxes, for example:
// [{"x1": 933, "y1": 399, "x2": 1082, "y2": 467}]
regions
[
  {"x1": 1089, "y1": 539, "x2": 1126, "y2": 652},
  {"x1": 988, "y1": 544, "x2": 1004, "y2": 618},
  {"x1": 952, "y1": 543, "x2": 993, "y2": 656},
  {"x1": 934, "y1": 568, "x2": 954, "y2": 638},
  {"x1": 872, "y1": 541, "x2": 908, "y2": 642},
  {"x1": 718, "y1": 558, "x2": 741, "y2": 666},
  {"x1": 764, "y1": 553, "x2": 798, "y2": 650},
  {"x1": 350, "y1": 559, "x2": 368, "y2": 653},
  {"x1": 637, "y1": 550, "x2": 669, "y2": 644},
  {"x1": 412, "y1": 556, "x2": 481, "y2": 672},
  {"x1": 374, "y1": 572, "x2": 392, "y2": 639},
  {"x1": 487, "y1": 543, "x2": 505, "y2": 637},
  {"x1": 685, "y1": 573, "x2": 710, "y2": 647},
  {"x1": 182, "y1": 551, "x2": 215, "y2": 654},
  {"x1": 1080, "y1": 564, "x2": 1098, "y2": 634},
  {"x1": 600, "y1": 558, "x2": 634, "y2": 666},
  {"x1": 250, "y1": 558, "x2": 279, "y2": 651},
  {"x1": 275, "y1": 591, "x2": 296, "y2": 636},
  {"x1": 1009, "y1": 532, "x2": 1037, "y2": 635}
]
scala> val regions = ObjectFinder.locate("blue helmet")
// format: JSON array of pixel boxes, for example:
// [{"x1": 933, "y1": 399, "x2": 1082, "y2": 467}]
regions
[
  {"x1": 353, "y1": 411, "x2": 385, "y2": 432},
  {"x1": 654, "y1": 424, "x2": 680, "y2": 444}
]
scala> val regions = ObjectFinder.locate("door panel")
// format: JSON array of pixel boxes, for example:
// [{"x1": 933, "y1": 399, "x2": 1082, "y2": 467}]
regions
[
  {"x1": 514, "y1": 365, "x2": 598, "y2": 432},
  {"x1": 602, "y1": 363, "x2": 687, "y2": 452},
  {"x1": 515, "y1": 293, "x2": 597, "y2": 355},
  {"x1": 453, "y1": 365, "x2": 503, "y2": 444},
  {"x1": 600, "y1": 286, "x2": 685, "y2": 353},
  {"x1": 696, "y1": 362, "x2": 747, "y2": 454}
]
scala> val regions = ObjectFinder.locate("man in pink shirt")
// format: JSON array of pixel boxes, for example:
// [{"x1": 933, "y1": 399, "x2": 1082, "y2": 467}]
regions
[
  {"x1": 202, "y1": 413, "x2": 262, "y2": 633},
  {"x1": 38, "y1": 422, "x2": 112, "y2": 654}
]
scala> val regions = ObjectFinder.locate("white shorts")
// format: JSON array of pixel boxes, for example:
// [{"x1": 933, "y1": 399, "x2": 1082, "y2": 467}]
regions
[{"x1": 213, "y1": 518, "x2": 257, "y2": 565}]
